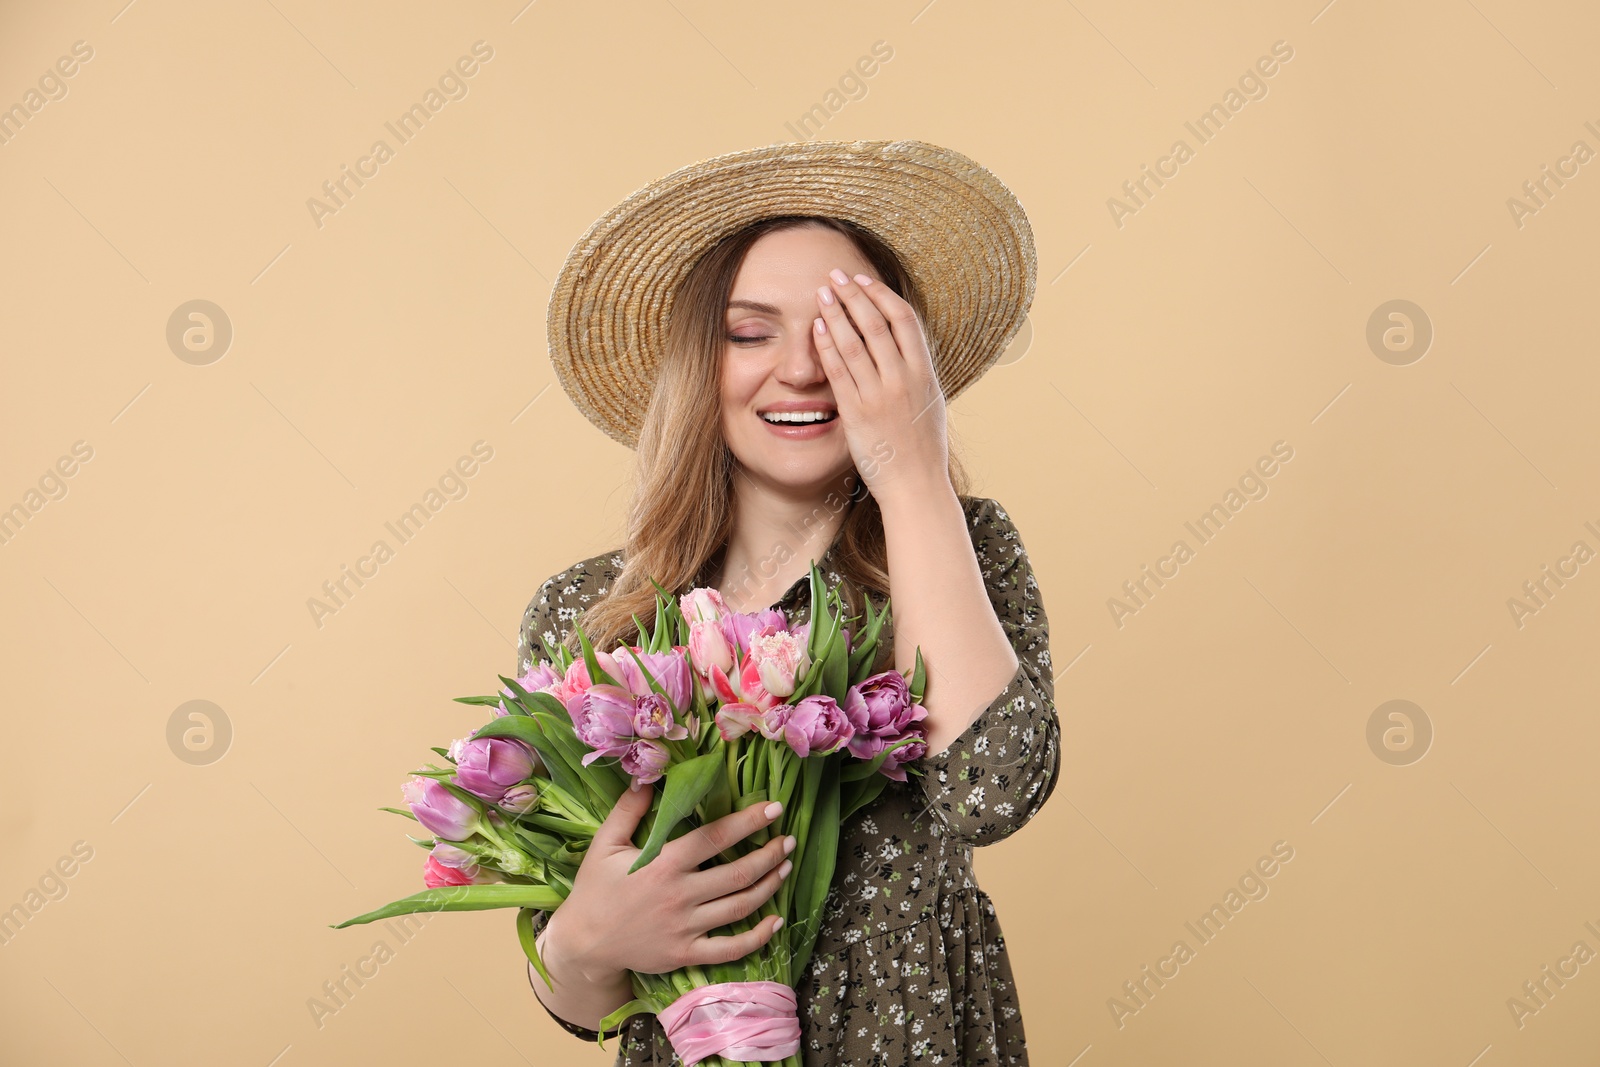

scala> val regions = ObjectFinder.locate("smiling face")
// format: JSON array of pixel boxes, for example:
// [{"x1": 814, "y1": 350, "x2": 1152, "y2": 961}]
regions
[{"x1": 720, "y1": 223, "x2": 872, "y2": 495}]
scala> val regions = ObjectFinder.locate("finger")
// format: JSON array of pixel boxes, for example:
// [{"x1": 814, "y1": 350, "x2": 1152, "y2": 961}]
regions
[
  {"x1": 688, "y1": 831, "x2": 796, "y2": 905},
  {"x1": 813, "y1": 313, "x2": 862, "y2": 407},
  {"x1": 851, "y1": 272, "x2": 934, "y2": 383},
  {"x1": 591, "y1": 778, "x2": 652, "y2": 852},
  {"x1": 694, "y1": 852, "x2": 793, "y2": 930},
  {"x1": 685, "y1": 914, "x2": 785, "y2": 968},
  {"x1": 816, "y1": 284, "x2": 879, "y2": 394},
  {"x1": 826, "y1": 268, "x2": 901, "y2": 383},
  {"x1": 664, "y1": 799, "x2": 782, "y2": 870}
]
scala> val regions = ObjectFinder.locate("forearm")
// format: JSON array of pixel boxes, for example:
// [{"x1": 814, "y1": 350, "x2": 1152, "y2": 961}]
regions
[
  {"x1": 526, "y1": 909, "x2": 636, "y2": 1033},
  {"x1": 878, "y1": 483, "x2": 1019, "y2": 757}
]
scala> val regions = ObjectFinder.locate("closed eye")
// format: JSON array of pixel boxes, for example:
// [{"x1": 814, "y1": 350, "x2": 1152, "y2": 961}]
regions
[{"x1": 728, "y1": 335, "x2": 769, "y2": 345}]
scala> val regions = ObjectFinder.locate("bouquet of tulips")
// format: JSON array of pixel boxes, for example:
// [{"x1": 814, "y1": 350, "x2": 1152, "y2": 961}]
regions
[{"x1": 333, "y1": 563, "x2": 931, "y2": 1066}]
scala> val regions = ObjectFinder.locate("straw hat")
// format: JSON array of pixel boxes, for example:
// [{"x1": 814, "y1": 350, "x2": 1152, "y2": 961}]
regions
[{"x1": 545, "y1": 138, "x2": 1037, "y2": 451}]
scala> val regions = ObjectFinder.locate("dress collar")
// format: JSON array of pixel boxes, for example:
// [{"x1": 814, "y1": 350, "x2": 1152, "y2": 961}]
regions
[{"x1": 680, "y1": 516, "x2": 854, "y2": 611}]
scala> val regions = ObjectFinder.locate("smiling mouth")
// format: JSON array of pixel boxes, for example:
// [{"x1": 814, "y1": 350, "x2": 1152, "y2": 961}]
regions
[{"x1": 759, "y1": 411, "x2": 838, "y2": 425}]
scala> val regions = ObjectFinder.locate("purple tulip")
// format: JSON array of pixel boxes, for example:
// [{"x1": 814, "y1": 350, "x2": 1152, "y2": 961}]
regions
[
  {"x1": 430, "y1": 841, "x2": 478, "y2": 869},
  {"x1": 758, "y1": 703, "x2": 792, "y2": 741},
  {"x1": 845, "y1": 731, "x2": 891, "y2": 761},
  {"x1": 495, "y1": 662, "x2": 564, "y2": 718},
  {"x1": 570, "y1": 684, "x2": 637, "y2": 758},
  {"x1": 632, "y1": 692, "x2": 688, "y2": 741},
  {"x1": 454, "y1": 737, "x2": 538, "y2": 803},
  {"x1": 498, "y1": 782, "x2": 540, "y2": 814},
  {"x1": 781, "y1": 694, "x2": 856, "y2": 758},
  {"x1": 519, "y1": 662, "x2": 562, "y2": 691},
  {"x1": 402, "y1": 776, "x2": 481, "y2": 840},
  {"x1": 844, "y1": 671, "x2": 927, "y2": 760},
  {"x1": 620, "y1": 738, "x2": 671, "y2": 786},
  {"x1": 613, "y1": 648, "x2": 693, "y2": 714},
  {"x1": 878, "y1": 735, "x2": 929, "y2": 782},
  {"x1": 720, "y1": 610, "x2": 789, "y2": 660}
]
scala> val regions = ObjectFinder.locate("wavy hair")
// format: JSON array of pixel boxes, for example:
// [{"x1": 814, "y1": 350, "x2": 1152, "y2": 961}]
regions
[{"x1": 562, "y1": 215, "x2": 973, "y2": 654}]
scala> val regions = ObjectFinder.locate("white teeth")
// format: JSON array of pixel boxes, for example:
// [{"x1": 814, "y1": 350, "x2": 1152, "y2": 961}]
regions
[{"x1": 761, "y1": 411, "x2": 835, "y2": 424}]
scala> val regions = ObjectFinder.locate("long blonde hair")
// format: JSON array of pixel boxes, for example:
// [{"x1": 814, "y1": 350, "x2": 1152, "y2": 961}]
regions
[{"x1": 566, "y1": 215, "x2": 973, "y2": 653}]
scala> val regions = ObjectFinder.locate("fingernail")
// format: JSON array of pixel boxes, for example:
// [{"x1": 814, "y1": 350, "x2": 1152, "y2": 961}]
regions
[
  {"x1": 817, "y1": 285, "x2": 835, "y2": 306},
  {"x1": 829, "y1": 268, "x2": 850, "y2": 286},
  {"x1": 853, "y1": 273, "x2": 873, "y2": 286},
  {"x1": 778, "y1": 860, "x2": 793, "y2": 879},
  {"x1": 773, "y1": 916, "x2": 785, "y2": 931},
  {"x1": 764, "y1": 801, "x2": 783, "y2": 819},
  {"x1": 783, "y1": 835, "x2": 796, "y2": 855}
]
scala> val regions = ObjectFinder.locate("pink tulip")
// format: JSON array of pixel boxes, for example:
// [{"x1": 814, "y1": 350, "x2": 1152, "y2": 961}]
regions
[
  {"x1": 781, "y1": 695, "x2": 856, "y2": 758},
  {"x1": 558, "y1": 649, "x2": 623, "y2": 723},
  {"x1": 402, "y1": 776, "x2": 481, "y2": 840},
  {"x1": 632, "y1": 692, "x2": 688, "y2": 741},
  {"x1": 454, "y1": 736, "x2": 539, "y2": 803},
  {"x1": 541, "y1": 674, "x2": 578, "y2": 703},
  {"x1": 680, "y1": 587, "x2": 729, "y2": 625},
  {"x1": 714, "y1": 702, "x2": 766, "y2": 741},
  {"x1": 423, "y1": 855, "x2": 478, "y2": 887},
  {"x1": 748, "y1": 630, "x2": 809, "y2": 699},
  {"x1": 620, "y1": 738, "x2": 671, "y2": 786},
  {"x1": 711, "y1": 652, "x2": 783, "y2": 712},
  {"x1": 687, "y1": 619, "x2": 735, "y2": 679}
]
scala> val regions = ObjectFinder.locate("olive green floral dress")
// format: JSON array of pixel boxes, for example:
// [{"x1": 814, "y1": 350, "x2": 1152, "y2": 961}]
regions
[{"x1": 514, "y1": 495, "x2": 1059, "y2": 1066}]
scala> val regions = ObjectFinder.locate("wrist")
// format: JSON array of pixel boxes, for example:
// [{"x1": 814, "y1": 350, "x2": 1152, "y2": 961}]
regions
[
  {"x1": 542, "y1": 908, "x2": 627, "y2": 989},
  {"x1": 874, "y1": 473, "x2": 959, "y2": 523}
]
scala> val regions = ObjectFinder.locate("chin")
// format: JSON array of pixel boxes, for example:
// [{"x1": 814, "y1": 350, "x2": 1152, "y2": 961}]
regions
[{"x1": 736, "y1": 445, "x2": 850, "y2": 489}]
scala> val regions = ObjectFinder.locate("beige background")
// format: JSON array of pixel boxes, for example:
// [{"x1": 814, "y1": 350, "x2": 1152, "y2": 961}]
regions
[{"x1": 2, "y1": 1, "x2": 1596, "y2": 1064}]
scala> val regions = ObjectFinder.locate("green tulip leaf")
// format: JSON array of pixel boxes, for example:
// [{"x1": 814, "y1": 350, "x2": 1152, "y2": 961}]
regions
[
  {"x1": 516, "y1": 907, "x2": 556, "y2": 990},
  {"x1": 330, "y1": 882, "x2": 565, "y2": 929},
  {"x1": 628, "y1": 752, "x2": 722, "y2": 874},
  {"x1": 575, "y1": 624, "x2": 624, "y2": 689}
]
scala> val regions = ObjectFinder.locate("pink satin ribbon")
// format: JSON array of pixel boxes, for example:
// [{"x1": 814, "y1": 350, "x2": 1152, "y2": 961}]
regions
[{"x1": 656, "y1": 980, "x2": 800, "y2": 1065}]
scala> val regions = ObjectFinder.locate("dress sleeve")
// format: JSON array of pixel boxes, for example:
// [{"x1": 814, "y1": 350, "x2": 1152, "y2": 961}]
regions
[
  {"x1": 908, "y1": 496, "x2": 1060, "y2": 846},
  {"x1": 516, "y1": 578, "x2": 607, "y2": 1044}
]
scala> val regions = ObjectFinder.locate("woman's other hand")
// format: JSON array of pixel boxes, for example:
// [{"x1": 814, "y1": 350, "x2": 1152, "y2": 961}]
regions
[{"x1": 545, "y1": 780, "x2": 796, "y2": 981}]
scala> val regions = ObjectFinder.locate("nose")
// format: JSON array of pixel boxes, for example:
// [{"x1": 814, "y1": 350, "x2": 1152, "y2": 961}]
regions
[{"x1": 774, "y1": 321, "x2": 828, "y2": 388}]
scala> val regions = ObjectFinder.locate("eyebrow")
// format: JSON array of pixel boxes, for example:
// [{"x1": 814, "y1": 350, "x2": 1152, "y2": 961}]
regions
[{"x1": 726, "y1": 299, "x2": 784, "y2": 315}]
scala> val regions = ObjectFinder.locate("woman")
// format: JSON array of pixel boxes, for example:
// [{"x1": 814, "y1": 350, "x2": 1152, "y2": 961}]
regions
[{"x1": 516, "y1": 140, "x2": 1058, "y2": 1065}]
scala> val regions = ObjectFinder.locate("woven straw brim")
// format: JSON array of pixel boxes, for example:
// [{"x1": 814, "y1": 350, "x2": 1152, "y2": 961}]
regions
[{"x1": 546, "y1": 139, "x2": 1037, "y2": 450}]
